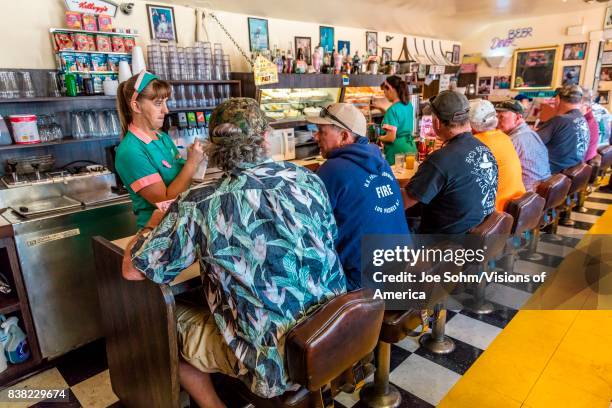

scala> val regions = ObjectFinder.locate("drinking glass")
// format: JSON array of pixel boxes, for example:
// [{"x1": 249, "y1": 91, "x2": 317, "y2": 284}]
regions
[
  {"x1": 7, "y1": 72, "x2": 19, "y2": 98},
  {"x1": 85, "y1": 110, "x2": 98, "y2": 138},
  {"x1": 106, "y1": 110, "x2": 121, "y2": 137},
  {"x1": 97, "y1": 110, "x2": 110, "y2": 137},
  {"x1": 394, "y1": 153, "x2": 406, "y2": 173},
  {"x1": 404, "y1": 152, "x2": 416, "y2": 170},
  {"x1": 71, "y1": 111, "x2": 86, "y2": 140},
  {"x1": 19, "y1": 72, "x2": 35, "y2": 98},
  {"x1": 47, "y1": 72, "x2": 61, "y2": 97},
  {"x1": 0, "y1": 72, "x2": 9, "y2": 99}
]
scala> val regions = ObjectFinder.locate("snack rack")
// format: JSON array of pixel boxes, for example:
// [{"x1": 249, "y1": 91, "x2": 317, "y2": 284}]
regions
[{"x1": 49, "y1": 28, "x2": 139, "y2": 79}]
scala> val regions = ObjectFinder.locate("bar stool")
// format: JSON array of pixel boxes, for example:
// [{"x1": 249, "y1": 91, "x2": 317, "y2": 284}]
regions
[
  {"x1": 461, "y1": 211, "x2": 514, "y2": 315},
  {"x1": 559, "y1": 163, "x2": 592, "y2": 227},
  {"x1": 525, "y1": 174, "x2": 571, "y2": 260},
  {"x1": 499, "y1": 192, "x2": 546, "y2": 271},
  {"x1": 596, "y1": 145, "x2": 612, "y2": 192},
  {"x1": 576, "y1": 154, "x2": 602, "y2": 213}
]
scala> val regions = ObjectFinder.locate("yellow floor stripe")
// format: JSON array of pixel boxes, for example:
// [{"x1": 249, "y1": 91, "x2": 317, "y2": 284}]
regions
[{"x1": 439, "y1": 199, "x2": 612, "y2": 407}]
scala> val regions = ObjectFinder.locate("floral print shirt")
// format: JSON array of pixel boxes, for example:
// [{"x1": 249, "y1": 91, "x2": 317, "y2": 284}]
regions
[{"x1": 131, "y1": 159, "x2": 347, "y2": 398}]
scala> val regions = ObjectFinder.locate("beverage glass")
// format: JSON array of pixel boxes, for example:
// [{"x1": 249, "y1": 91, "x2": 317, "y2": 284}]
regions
[{"x1": 394, "y1": 153, "x2": 406, "y2": 173}]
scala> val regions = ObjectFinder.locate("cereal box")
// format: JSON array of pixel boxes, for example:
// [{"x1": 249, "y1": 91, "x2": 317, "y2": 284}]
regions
[
  {"x1": 59, "y1": 53, "x2": 78, "y2": 72},
  {"x1": 107, "y1": 55, "x2": 122, "y2": 72},
  {"x1": 74, "y1": 33, "x2": 90, "y2": 51},
  {"x1": 97, "y1": 14, "x2": 113, "y2": 32},
  {"x1": 91, "y1": 54, "x2": 108, "y2": 72},
  {"x1": 96, "y1": 35, "x2": 112, "y2": 52},
  {"x1": 65, "y1": 11, "x2": 82, "y2": 29},
  {"x1": 111, "y1": 37, "x2": 125, "y2": 53},
  {"x1": 82, "y1": 14, "x2": 98, "y2": 31},
  {"x1": 75, "y1": 53, "x2": 91, "y2": 72},
  {"x1": 87, "y1": 35, "x2": 96, "y2": 51},
  {"x1": 54, "y1": 33, "x2": 75, "y2": 51},
  {"x1": 123, "y1": 37, "x2": 135, "y2": 53}
]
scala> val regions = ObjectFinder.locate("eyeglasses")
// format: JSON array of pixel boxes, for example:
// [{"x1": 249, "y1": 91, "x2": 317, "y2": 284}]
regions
[{"x1": 320, "y1": 106, "x2": 355, "y2": 135}]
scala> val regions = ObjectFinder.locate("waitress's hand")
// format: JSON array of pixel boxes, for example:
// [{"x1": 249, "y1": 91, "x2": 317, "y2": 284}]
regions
[{"x1": 186, "y1": 139, "x2": 206, "y2": 167}]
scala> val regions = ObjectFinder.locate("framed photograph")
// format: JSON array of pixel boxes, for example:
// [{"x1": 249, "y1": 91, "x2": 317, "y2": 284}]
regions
[
  {"x1": 319, "y1": 26, "x2": 334, "y2": 53},
  {"x1": 598, "y1": 91, "x2": 609, "y2": 105},
  {"x1": 478, "y1": 76, "x2": 492, "y2": 95},
  {"x1": 600, "y1": 66, "x2": 612, "y2": 81},
  {"x1": 338, "y1": 40, "x2": 351, "y2": 55},
  {"x1": 146, "y1": 4, "x2": 177, "y2": 42},
  {"x1": 605, "y1": 6, "x2": 612, "y2": 30},
  {"x1": 366, "y1": 31, "x2": 378, "y2": 56},
  {"x1": 493, "y1": 75, "x2": 511, "y2": 90},
  {"x1": 445, "y1": 51, "x2": 453, "y2": 62},
  {"x1": 562, "y1": 65, "x2": 581, "y2": 85},
  {"x1": 562, "y1": 42, "x2": 587, "y2": 61},
  {"x1": 248, "y1": 17, "x2": 269, "y2": 52},
  {"x1": 511, "y1": 46, "x2": 559, "y2": 90},
  {"x1": 382, "y1": 47, "x2": 392, "y2": 64},
  {"x1": 602, "y1": 51, "x2": 612, "y2": 65},
  {"x1": 295, "y1": 36, "x2": 312, "y2": 65},
  {"x1": 452, "y1": 44, "x2": 461, "y2": 64}
]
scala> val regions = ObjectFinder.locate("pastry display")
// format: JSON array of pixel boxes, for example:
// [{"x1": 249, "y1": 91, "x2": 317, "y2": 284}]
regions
[{"x1": 260, "y1": 88, "x2": 338, "y2": 120}]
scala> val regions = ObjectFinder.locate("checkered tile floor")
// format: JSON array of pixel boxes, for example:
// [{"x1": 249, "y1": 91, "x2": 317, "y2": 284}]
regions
[{"x1": 3, "y1": 188, "x2": 611, "y2": 408}]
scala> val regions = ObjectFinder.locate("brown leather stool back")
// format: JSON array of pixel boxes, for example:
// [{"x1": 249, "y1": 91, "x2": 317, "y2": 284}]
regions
[
  {"x1": 587, "y1": 154, "x2": 602, "y2": 184},
  {"x1": 504, "y1": 192, "x2": 546, "y2": 235},
  {"x1": 598, "y1": 145, "x2": 612, "y2": 170},
  {"x1": 468, "y1": 211, "x2": 514, "y2": 263},
  {"x1": 536, "y1": 174, "x2": 571, "y2": 210},
  {"x1": 285, "y1": 289, "x2": 384, "y2": 391},
  {"x1": 562, "y1": 163, "x2": 592, "y2": 195}
]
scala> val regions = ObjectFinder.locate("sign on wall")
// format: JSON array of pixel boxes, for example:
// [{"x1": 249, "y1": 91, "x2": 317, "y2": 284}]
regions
[
  {"x1": 64, "y1": 0, "x2": 118, "y2": 16},
  {"x1": 490, "y1": 27, "x2": 533, "y2": 50}
]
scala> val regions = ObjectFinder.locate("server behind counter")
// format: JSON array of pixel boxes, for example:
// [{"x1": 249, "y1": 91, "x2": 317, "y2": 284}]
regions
[{"x1": 114, "y1": 71, "x2": 206, "y2": 227}]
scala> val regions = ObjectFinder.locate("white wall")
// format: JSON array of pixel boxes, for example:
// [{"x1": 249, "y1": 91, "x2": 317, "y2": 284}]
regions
[
  {"x1": 460, "y1": 7, "x2": 607, "y2": 96},
  {"x1": 0, "y1": 0, "x2": 459, "y2": 72}
]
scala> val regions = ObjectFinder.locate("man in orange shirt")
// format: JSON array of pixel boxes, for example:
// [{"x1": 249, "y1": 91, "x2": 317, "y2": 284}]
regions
[{"x1": 469, "y1": 99, "x2": 526, "y2": 211}]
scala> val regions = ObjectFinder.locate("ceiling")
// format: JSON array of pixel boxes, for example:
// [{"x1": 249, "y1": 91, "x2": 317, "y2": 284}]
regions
[{"x1": 165, "y1": 0, "x2": 608, "y2": 39}]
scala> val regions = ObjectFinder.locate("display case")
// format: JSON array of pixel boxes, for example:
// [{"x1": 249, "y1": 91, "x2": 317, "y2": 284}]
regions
[
  {"x1": 259, "y1": 87, "x2": 340, "y2": 121},
  {"x1": 343, "y1": 86, "x2": 385, "y2": 119}
]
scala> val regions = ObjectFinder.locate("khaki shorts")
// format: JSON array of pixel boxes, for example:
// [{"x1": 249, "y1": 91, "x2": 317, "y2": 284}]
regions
[{"x1": 176, "y1": 303, "x2": 237, "y2": 376}]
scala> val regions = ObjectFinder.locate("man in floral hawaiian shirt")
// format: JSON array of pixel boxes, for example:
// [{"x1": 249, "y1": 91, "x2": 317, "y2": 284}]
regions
[{"x1": 121, "y1": 98, "x2": 346, "y2": 408}]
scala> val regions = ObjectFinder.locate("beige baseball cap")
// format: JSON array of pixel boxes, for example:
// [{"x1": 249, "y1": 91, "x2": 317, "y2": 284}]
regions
[{"x1": 307, "y1": 103, "x2": 367, "y2": 137}]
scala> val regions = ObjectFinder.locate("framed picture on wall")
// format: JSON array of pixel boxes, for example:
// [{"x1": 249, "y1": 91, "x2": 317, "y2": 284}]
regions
[
  {"x1": 248, "y1": 17, "x2": 269, "y2": 52},
  {"x1": 146, "y1": 4, "x2": 178, "y2": 42},
  {"x1": 562, "y1": 43, "x2": 587, "y2": 61},
  {"x1": 338, "y1": 40, "x2": 351, "y2": 55},
  {"x1": 445, "y1": 51, "x2": 453, "y2": 62},
  {"x1": 562, "y1": 65, "x2": 581, "y2": 85},
  {"x1": 295, "y1": 36, "x2": 312, "y2": 64},
  {"x1": 511, "y1": 46, "x2": 559, "y2": 90},
  {"x1": 598, "y1": 91, "x2": 609, "y2": 105},
  {"x1": 382, "y1": 47, "x2": 392, "y2": 64},
  {"x1": 452, "y1": 44, "x2": 461, "y2": 64},
  {"x1": 602, "y1": 51, "x2": 612, "y2": 65},
  {"x1": 600, "y1": 66, "x2": 612, "y2": 81},
  {"x1": 320, "y1": 26, "x2": 334, "y2": 53},
  {"x1": 493, "y1": 75, "x2": 511, "y2": 90},
  {"x1": 366, "y1": 31, "x2": 378, "y2": 56},
  {"x1": 478, "y1": 76, "x2": 492, "y2": 95},
  {"x1": 604, "y1": 6, "x2": 612, "y2": 30}
]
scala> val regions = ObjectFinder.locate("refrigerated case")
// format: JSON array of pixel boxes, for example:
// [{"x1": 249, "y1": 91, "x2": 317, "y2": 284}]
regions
[
  {"x1": 259, "y1": 87, "x2": 340, "y2": 121},
  {"x1": 343, "y1": 86, "x2": 385, "y2": 119}
]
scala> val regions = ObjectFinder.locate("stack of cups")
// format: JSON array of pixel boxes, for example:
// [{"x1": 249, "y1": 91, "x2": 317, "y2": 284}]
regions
[
  {"x1": 147, "y1": 41, "x2": 163, "y2": 78},
  {"x1": 168, "y1": 42, "x2": 181, "y2": 81},
  {"x1": 202, "y1": 42, "x2": 213, "y2": 80},
  {"x1": 212, "y1": 43, "x2": 223, "y2": 80},
  {"x1": 222, "y1": 55, "x2": 231, "y2": 81}
]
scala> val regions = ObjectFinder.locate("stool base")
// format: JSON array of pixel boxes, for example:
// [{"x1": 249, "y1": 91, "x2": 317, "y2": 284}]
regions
[
  {"x1": 360, "y1": 383, "x2": 401, "y2": 408},
  {"x1": 419, "y1": 333, "x2": 456, "y2": 354},
  {"x1": 464, "y1": 299, "x2": 494, "y2": 315}
]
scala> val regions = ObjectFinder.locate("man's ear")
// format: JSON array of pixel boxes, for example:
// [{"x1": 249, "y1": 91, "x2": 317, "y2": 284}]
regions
[{"x1": 341, "y1": 129, "x2": 355, "y2": 144}]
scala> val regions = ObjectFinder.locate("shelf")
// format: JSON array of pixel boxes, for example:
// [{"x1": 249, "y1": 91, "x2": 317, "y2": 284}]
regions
[
  {"x1": 0, "y1": 136, "x2": 120, "y2": 151},
  {"x1": 61, "y1": 71, "x2": 117, "y2": 75},
  {"x1": 167, "y1": 80, "x2": 240, "y2": 85},
  {"x1": 56, "y1": 50, "x2": 130, "y2": 56},
  {"x1": 168, "y1": 106, "x2": 217, "y2": 112},
  {"x1": 51, "y1": 27, "x2": 138, "y2": 37},
  {"x1": 0, "y1": 358, "x2": 41, "y2": 387},
  {"x1": 0, "y1": 95, "x2": 116, "y2": 104},
  {"x1": 0, "y1": 295, "x2": 20, "y2": 315}
]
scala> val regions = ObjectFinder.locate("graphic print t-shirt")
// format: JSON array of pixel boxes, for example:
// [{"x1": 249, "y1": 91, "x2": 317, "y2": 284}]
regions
[
  {"x1": 537, "y1": 109, "x2": 588, "y2": 173},
  {"x1": 406, "y1": 132, "x2": 498, "y2": 234}
]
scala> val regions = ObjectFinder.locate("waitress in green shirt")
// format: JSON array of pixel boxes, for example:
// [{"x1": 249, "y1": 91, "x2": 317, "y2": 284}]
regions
[
  {"x1": 114, "y1": 71, "x2": 205, "y2": 228},
  {"x1": 373, "y1": 75, "x2": 416, "y2": 164}
]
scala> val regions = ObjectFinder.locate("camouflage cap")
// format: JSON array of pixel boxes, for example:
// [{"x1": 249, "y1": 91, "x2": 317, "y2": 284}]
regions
[{"x1": 208, "y1": 98, "x2": 269, "y2": 141}]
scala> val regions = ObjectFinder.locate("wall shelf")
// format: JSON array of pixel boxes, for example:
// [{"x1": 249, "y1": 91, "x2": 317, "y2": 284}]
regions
[
  {"x1": 167, "y1": 80, "x2": 240, "y2": 85},
  {"x1": 0, "y1": 96, "x2": 116, "y2": 104},
  {"x1": 56, "y1": 50, "x2": 130, "y2": 56},
  {"x1": 50, "y1": 28, "x2": 138, "y2": 38},
  {"x1": 0, "y1": 136, "x2": 120, "y2": 151},
  {"x1": 0, "y1": 295, "x2": 21, "y2": 315}
]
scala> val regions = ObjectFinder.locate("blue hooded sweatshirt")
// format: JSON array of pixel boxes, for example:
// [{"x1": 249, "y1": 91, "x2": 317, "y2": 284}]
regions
[{"x1": 317, "y1": 136, "x2": 409, "y2": 290}]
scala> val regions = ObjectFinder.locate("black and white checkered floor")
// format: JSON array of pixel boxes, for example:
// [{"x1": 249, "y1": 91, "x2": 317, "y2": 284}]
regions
[{"x1": 3, "y1": 189, "x2": 611, "y2": 408}]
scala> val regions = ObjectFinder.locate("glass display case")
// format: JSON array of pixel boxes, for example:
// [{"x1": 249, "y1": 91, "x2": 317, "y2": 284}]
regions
[
  {"x1": 259, "y1": 88, "x2": 340, "y2": 121},
  {"x1": 343, "y1": 86, "x2": 385, "y2": 119}
]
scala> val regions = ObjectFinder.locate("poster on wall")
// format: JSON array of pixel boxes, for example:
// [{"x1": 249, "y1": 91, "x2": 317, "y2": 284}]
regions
[
  {"x1": 562, "y1": 65, "x2": 581, "y2": 85},
  {"x1": 439, "y1": 74, "x2": 452, "y2": 91},
  {"x1": 338, "y1": 41, "x2": 351, "y2": 55},
  {"x1": 493, "y1": 75, "x2": 511, "y2": 90},
  {"x1": 598, "y1": 91, "x2": 609, "y2": 104},
  {"x1": 382, "y1": 48, "x2": 392, "y2": 64},
  {"x1": 511, "y1": 46, "x2": 558, "y2": 90},
  {"x1": 64, "y1": 0, "x2": 117, "y2": 16},
  {"x1": 562, "y1": 43, "x2": 587, "y2": 61},
  {"x1": 452, "y1": 44, "x2": 461, "y2": 64},
  {"x1": 248, "y1": 18, "x2": 270, "y2": 52},
  {"x1": 478, "y1": 77, "x2": 492, "y2": 95},
  {"x1": 146, "y1": 5, "x2": 178, "y2": 42},
  {"x1": 366, "y1": 32, "x2": 378, "y2": 56},
  {"x1": 320, "y1": 26, "x2": 335, "y2": 53},
  {"x1": 295, "y1": 37, "x2": 312, "y2": 64}
]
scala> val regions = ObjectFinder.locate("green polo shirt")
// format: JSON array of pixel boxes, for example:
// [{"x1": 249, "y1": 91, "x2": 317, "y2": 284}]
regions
[
  {"x1": 381, "y1": 101, "x2": 417, "y2": 165},
  {"x1": 115, "y1": 124, "x2": 185, "y2": 228}
]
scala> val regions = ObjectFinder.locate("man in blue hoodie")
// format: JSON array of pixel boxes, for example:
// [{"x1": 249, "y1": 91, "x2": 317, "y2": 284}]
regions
[{"x1": 308, "y1": 103, "x2": 409, "y2": 290}]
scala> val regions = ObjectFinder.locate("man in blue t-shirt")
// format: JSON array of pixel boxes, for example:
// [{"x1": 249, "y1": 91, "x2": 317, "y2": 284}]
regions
[
  {"x1": 537, "y1": 85, "x2": 590, "y2": 173},
  {"x1": 308, "y1": 103, "x2": 409, "y2": 290},
  {"x1": 404, "y1": 91, "x2": 498, "y2": 234}
]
